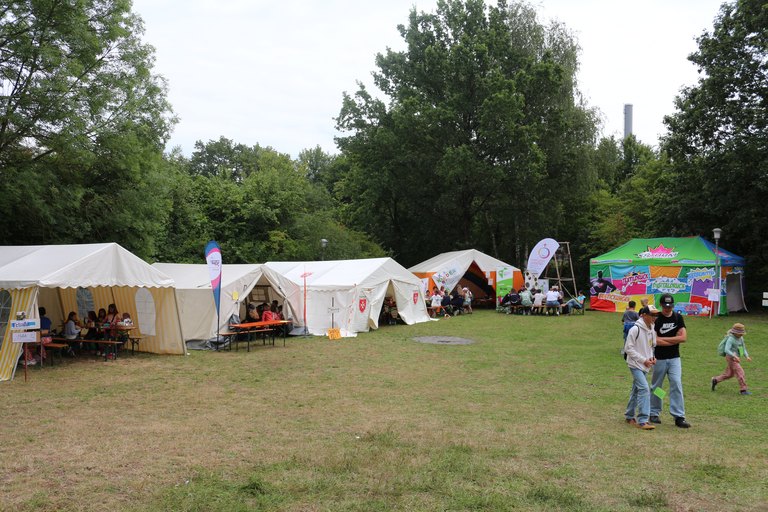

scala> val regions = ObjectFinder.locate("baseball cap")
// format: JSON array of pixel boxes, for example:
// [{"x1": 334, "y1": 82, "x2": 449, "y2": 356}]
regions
[
  {"x1": 639, "y1": 305, "x2": 660, "y2": 316},
  {"x1": 659, "y1": 293, "x2": 675, "y2": 307}
]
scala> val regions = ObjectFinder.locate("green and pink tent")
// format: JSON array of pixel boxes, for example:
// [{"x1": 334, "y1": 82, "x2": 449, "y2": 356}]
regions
[{"x1": 589, "y1": 237, "x2": 746, "y2": 316}]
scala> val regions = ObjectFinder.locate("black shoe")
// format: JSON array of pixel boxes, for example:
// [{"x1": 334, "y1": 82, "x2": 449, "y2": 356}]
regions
[
  {"x1": 649, "y1": 416, "x2": 661, "y2": 424},
  {"x1": 674, "y1": 417, "x2": 691, "y2": 428},
  {"x1": 711, "y1": 377, "x2": 717, "y2": 391}
]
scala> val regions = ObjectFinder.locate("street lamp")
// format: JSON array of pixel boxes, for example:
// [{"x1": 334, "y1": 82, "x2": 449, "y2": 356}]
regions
[
  {"x1": 320, "y1": 238, "x2": 328, "y2": 260},
  {"x1": 712, "y1": 228, "x2": 722, "y2": 316}
]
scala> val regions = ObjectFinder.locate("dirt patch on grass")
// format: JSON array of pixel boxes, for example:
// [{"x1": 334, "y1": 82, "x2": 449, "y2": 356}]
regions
[{"x1": 413, "y1": 336, "x2": 474, "y2": 345}]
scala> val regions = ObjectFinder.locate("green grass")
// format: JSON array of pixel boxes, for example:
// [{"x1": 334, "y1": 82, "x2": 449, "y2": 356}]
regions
[{"x1": 1, "y1": 309, "x2": 766, "y2": 511}]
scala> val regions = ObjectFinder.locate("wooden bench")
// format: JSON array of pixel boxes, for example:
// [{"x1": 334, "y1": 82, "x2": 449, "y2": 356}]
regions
[
  {"x1": 52, "y1": 337, "x2": 123, "y2": 361},
  {"x1": 128, "y1": 336, "x2": 143, "y2": 354},
  {"x1": 219, "y1": 329, "x2": 275, "y2": 352},
  {"x1": 41, "y1": 342, "x2": 68, "y2": 365}
]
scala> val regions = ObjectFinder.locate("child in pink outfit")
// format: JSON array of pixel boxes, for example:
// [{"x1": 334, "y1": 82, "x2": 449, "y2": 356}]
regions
[{"x1": 712, "y1": 323, "x2": 752, "y2": 395}]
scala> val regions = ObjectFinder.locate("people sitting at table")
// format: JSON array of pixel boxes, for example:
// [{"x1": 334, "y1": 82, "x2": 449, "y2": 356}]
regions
[
  {"x1": 39, "y1": 306, "x2": 52, "y2": 334},
  {"x1": 63, "y1": 311, "x2": 83, "y2": 339},
  {"x1": 104, "y1": 303, "x2": 120, "y2": 338},
  {"x1": 25, "y1": 307, "x2": 52, "y2": 365},
  {"x1": 450, "y1": 290, "x2": 465, "y2": 315},
  {"x1": 83, "y1": 311, "x2": 98, "y2": 339},
  {"x1": 246, "y1": 302, "x2": 261, "y2": 322},
  {"x1": 81, "y1": 310, "x2": 99, "y2": 353},
  {"x1": 95, "y1": 308, "x2": 107, "y2": 338},
  {"x1": 499, "y1": 289, "x2": 521, "y2": 314},
  {"x1": 121, "y1": 312, "x2": 133, "y2": 326},
  {"x1": 440, "y1": 291, "x2": 453, "y2": 316},
  {"x1": 261, "y1": 303, "x2": 276, "y2": 322},
  {"x1": 545, "y1": 287, "x2": 561, "y2": 315},
  {"x1": 381, "y1": 297, "x2": 399, "y2": 325},
  {"x1": 519, "y1": 287, "x2": 533, "y2": 315},
  {"x1": 429, "y1": 288, "x2": 443, "y2": 315}
]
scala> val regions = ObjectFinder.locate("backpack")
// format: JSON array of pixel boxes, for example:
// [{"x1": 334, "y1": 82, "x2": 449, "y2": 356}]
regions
[
  {"x1": 717, "y1": 335, "x2": 728, "y2": 357},
  {"x1": 622, "y1": 325, "x2": 639, "y2": 360}
]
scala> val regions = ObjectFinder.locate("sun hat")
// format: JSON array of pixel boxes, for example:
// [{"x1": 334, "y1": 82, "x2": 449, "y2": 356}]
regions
[
  {"x1": 730, "y1": 323, "x2": 746, "y2": 335},
  {"x1": 639, "y1": 305, "x2": 660, "y2": 316}
]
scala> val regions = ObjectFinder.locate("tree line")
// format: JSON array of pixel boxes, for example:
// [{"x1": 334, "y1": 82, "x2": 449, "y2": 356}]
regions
[{"x1": 1, "y1": 0, "x2": 766, "y2": 304}]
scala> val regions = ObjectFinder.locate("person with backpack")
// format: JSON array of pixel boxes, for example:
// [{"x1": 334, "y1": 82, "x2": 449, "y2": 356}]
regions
[
  {"x1": 623, "y1": 305, "x2": 659, "y2": 430},
  {"x1": 650, "y1": 293, "x2": 691, "y2": 428},
  {"x1": 712, "y1": 323, "x2": 752, "y2": 395}
]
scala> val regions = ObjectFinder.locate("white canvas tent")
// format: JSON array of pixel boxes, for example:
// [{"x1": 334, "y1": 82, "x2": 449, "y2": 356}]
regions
[
  {"x1": 263, "y1": 258, "x2": 431, "y2": 337},
  {"x1": 409, "y1": 249, "x2": 523, "y2": 302},
  {"x1": 0, "y1": 243, "x2": 185, "y2": 381},
  {"x1": 152, "y1": 263, "x2": 287, "y2": 343}
]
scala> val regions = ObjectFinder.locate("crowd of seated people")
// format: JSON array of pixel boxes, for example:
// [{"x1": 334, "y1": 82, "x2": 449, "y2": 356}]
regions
[
  {"x1": 426, "y1": 286, "x2": 473, "y2": 318},
  {"x1": 498, "y1": 286, "x2": 585, "y2": 316},
  {"x1": 22, "y1": 303, "x2": 138, "y2": 363}
]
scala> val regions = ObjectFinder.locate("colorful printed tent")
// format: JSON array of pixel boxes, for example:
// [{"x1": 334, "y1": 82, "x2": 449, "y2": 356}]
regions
[
  {"x1": 0, "y1": 244, "x2": 186, "y2": 381},
  {"x1": 589, "y1": 237, "x2": 746, "y2": 316},
  {"x1": 264, "y1": 258, "x2": 431, "y2": 337},
  {"x1": 409, "y1": 249, "x2": 523, "y2": 304}
]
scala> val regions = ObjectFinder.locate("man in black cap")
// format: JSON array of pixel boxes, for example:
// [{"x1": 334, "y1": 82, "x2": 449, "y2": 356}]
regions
[{"x1": 650, "y1": 293, "x2": 690, "y2": 428}]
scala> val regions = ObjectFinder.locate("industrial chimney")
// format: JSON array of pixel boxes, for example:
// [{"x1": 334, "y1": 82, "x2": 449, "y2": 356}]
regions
[{"x1": 624, "y1": 104, "x2": 633, "y2": 139}]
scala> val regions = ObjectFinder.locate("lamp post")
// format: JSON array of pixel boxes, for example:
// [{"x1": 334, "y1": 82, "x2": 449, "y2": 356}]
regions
[
  {"x1": 320, "y1": 238, "x2": 328, "y2": 261},
  {"x1": 713, "y1": 228, "x2": 722, "y2": 317}
]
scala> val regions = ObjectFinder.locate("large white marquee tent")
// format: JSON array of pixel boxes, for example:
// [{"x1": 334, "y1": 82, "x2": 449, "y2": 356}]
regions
[
  {"x1": 0, "y1": 243, "x2": 185, "y2": 381},
  {"x1": 151, "y1": 263, "x2": 288, "y2": 342},
  {"x1": 264, "y1": 258, "x2": 431, "y2": 337}
]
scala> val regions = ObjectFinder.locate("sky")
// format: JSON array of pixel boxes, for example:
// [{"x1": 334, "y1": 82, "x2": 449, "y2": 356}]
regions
[{"x1": 132, "y1": 0, "x2": 725, "y2": 158}]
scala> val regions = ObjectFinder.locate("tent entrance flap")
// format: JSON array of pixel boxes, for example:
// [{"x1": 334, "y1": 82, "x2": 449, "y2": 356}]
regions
[{"x1": 726, "y1": 273, "x2": 747, "y2": 313}]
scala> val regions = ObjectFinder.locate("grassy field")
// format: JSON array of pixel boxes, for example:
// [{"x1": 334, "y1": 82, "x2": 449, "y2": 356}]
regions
[{"x1": 1, "y1": 309, "x2": 766, "y2": 512}]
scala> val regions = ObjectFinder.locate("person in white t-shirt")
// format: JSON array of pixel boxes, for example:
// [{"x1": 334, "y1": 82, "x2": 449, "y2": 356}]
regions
[{"x1": 545, "y1": 287, "x2": 561, "y2": 315}]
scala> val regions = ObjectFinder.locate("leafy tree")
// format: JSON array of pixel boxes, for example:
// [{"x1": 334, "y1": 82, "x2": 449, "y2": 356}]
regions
[
  {"x1": 157, "y1": 139, "x2": 386, "y2": 263},
  {"x1": 662, "y1": 0, "x2": 768, "y2": 299},
  {"x1": 187, "y1": 136, "x2": 262, "y2": 181},
  {"x1": 336, "y1": 0, "x2": 599, "y2": 267},
  {"x1": 0, "y1": 0, "x2": 175, "y2": 258}
]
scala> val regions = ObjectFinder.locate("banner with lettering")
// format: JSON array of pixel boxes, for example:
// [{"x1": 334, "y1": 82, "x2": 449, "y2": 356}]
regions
[
  {"x1": 204, "y1": 241, "x2": 223, "y2": 316},
  {"x1": 589, "y1": 237, "x2": 746, "y2": 316}
]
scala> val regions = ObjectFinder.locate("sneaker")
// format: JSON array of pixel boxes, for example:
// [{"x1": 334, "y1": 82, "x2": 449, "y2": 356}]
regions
[
  {"x1": 711, "y1": 377, "x2": 717, "y2": 391},
  {"x1": 740, "y1": 390, "x2": 752, "y2": 395},
  {"x1": 674, "y1": 417, "x2": 691, "y2": 428},
  {"x1": 649, "y1": 416, "x2": 661, "y2": 424},
  {"x1": 636, "y1": 423, "x2": 655, "y2": 430},
  {"x1": 625, "y1": 418, "x2": 637, "y2": 426}
]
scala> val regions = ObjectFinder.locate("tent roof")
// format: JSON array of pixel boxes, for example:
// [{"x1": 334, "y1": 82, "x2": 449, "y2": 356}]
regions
[
  {"x1": 0, "y1": 243, "x2": 175, "y2": 289},
  {"x1": 409, "y1": 249, "x2": 519, "y2": 273},
  {"x1": 590, "y1": 237, "x2": 745, "y2": 267},
  {"x1": 152, "y1": 263, "x2": 262, "y2": 290},
  {"x1": 265, "y1": 258, "x2": 421, "y2": 288}
]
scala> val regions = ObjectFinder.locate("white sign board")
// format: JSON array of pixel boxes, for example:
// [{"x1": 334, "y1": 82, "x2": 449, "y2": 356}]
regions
[
  {"x1": 11, "y1": 319, "x2": 40, "y2": 330},
  {"x1": 13, "y1": 331, "x2": 39, "y2": 343},
  {"x1": 327, "y1": 307, "x2": 341, "y2": 314},
  {"x1": 706, "y1": 288, "x2": 720, "y2": 302}
]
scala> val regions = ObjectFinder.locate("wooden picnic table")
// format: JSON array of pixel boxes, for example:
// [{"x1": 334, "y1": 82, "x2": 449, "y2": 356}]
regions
[{"x1": 226, "y1": 320, "x2": 290, "y2": 350}]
